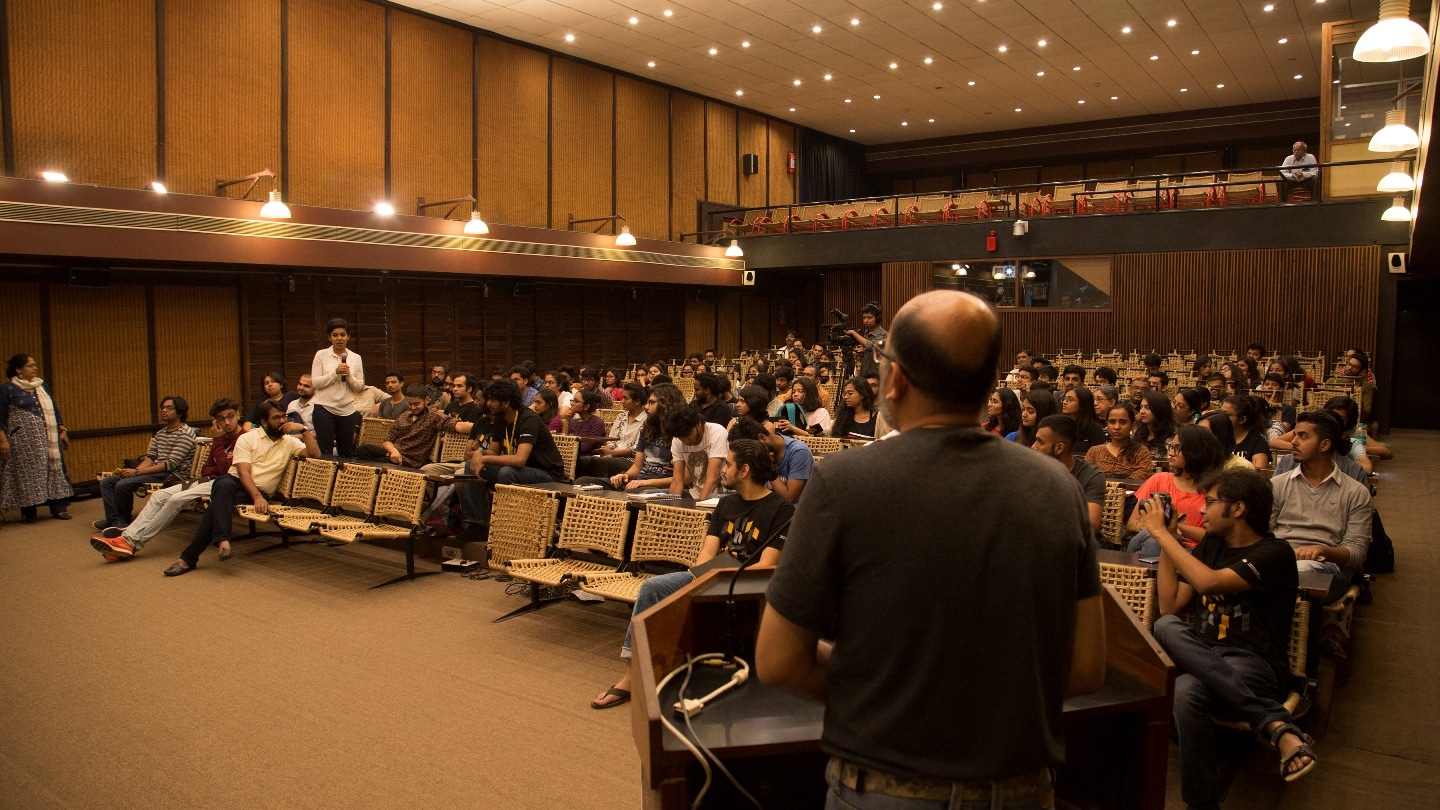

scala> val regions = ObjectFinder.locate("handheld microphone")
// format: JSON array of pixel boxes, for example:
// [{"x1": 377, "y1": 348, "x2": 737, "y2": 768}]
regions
[
  {"x1": 338, "y1": 352, "x2": 348, "y2": 381},
  {"x1": 722, "y1": 513, "x2": 792, "y2": 664}
]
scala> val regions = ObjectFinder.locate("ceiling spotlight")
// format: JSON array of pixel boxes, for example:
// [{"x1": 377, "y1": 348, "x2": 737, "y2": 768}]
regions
[
  {"x1": 374, "y1": 201, "x2": 395, "y2": 216},
  {"x1": 1180, "y1": 87, "x2": 1188, "y2": 92},
  {"x1": 629, "y1": 16, "x2": 638, "y2": 25},
  {"x1": 1150, "y1": 55, "x2": 1159, "y2": 60},
  {"x1": 824, "y1": 73, "x2": 832, "y2": 80},
  {"x1": 1294, "y1": 74, "x2": 1303, "y2": 79},
  {"x1": 1167, "y1": 19, "x2": 1177, "y2": 27},
  {"x1": 928, "y1": 118, "x2": 935, "y2": 122},
  {"x1": 647, "y1": 60, "x2": 655, "y2": 67},
  {"x1": 968, "y1": 80, "x2": 976, "y2": 86},
  {"x1": 923, "y1": 57, "x2": 933, "y2": 64},
  {"x1": 1369, "y1": 109, "x2": 1420, "y2": 151},
  {"x1": 725, "y1": 240, "x2": 744, "y2": 257},
  {"x1": 1122, "y1": 26, "x2": 1132, "y2": 34},
  {"x1": 41, "y1": 171, "x2": 68, "y2": 182},
  {"x1": 465, "y1": 211, "x2": 489, "y2": 235},
  {"x1": 813, "y1": 25, "x2": 822, "y2": 33},
  {"x1": 709, "y1": 47, "x2": 718, "y2": 55},
  {"x1": 1015, "y1": 107, "x2": 1022, "y2": 112},
  {"x1": 1216, "y1": 83, "x2": 1225, "y2": 88},
  {"x1": 1378, "y1": 161, "x2": 1416, "y2": 192},
  {"x1": 1078, "y1": 99, "x2": 1085, "y2": 104},
  {"x1": 874, "y1": 94, "x2": 881, "y2": 99},
  {"x1": 844, "y1": 98, "x2": 852, "y2": 103},
  {"x1": 1264, "y1": 4, "x2": 1274, "y2": 10},
  {"x1": 901, "y1": 121, "x2": 908, "y2": 126},
  {"x1": 889, "y1": 62, "x2": 898, "y2": 69},
  {"x1": 1036, "y1": 71, "x2": 1045, "y2": 76},
  {"x1": 663, "y1": 9, "x2": 672, "y2": 16},
  {"x1": 1038, "y1": 39, "x2": 1047, "y2": 46},
  {"x1": 794, "y1": 78, "x2": 802, "y2": 85},
  {"x1": 998, "y1": 45, "x2": 1008, "y2": 52},
  {"x1": 1278, "y1": 38, "x2": 1288, "y2": 44},
  {"x1": 1354, "y1": 0, "x2": 1431, "y2": 62},
  {"x1": 742, "y1": 41, "x2": 750, "y2": 48},
  {"x1": 849, "y1": 129, "x2": 856, "y2": 133},
  {"x1": 933, "y1": 2, "x2": 943, "y2": 10},
  {"x1": 259, "y1": 190, "x2": 291, "y2": 219},
  {"x1": 851, "y1": 18, "x2": 860, "y2": 26},
  {"x1": 789, "y1": 107, "x2": 796, "y2": 112},
  {"x1": 1381, "y1": 196, "x2": 1412, "y2": 221},
  {"x1": 150, "y1": 181, "x2": 168, "y2": 193},
  {"x1": 564, "y1": 33, "x2": 575, "y2": 43},
  {"x1": 735, "y1": 89, "x2": 744, "y2": 96},
  {"x1": 1111, "y1": 95, "x2": 1119, "y2": 100},
  {"x1": 1192, "y1": 49, "x2": 1200, "y2": 55},
  {"x1": 1073, "y1": 66, "x2": 1082, "y2": 71}
]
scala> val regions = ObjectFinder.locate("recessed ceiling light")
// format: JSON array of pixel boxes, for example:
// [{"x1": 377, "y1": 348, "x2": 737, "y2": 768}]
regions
[
  {"x1": 1333, "y1": 79, "x2": 1340, "y2": 84},
  {"x1": 933, "y1": 2, "x2": 943, "y2": 10},
  {"x1": 968, "y1": 80, "x2": 976, "y2": 86},
  {"x1": 1277, "y1": 38, "x2": 1288, "y2": 44},
  {"x1": 998, "y1": 45, "x2": 1007, "y2": 53},
  {"x1": 1294, "y1": 74, "x2": 1304, "y2": 80},
  {"x1": 1150, "y1": 55, "x2": 1159, "y2": 60},
  {"x1": 1073, "y1": 66, "x2": 1081, "y2": 71},
  {"x1": 1038, "y1": 39, "x2": 1047, "y2": 46},
  {"x1": 789, "y1": 107, "x2": 796, "y2": 112},
  {"x1": 1078, "y1": 99, "x2": 1085, "y2": 104},
  {"x1": 708, "y1": 47, "x2": 718, "y2": 55},
  {"x1": 923, "y1": 57, "x2": 933, "y2": 64},
  {"x1": 647, "y1": 60, "x2": 655, "y2": 67},
  {"x1": 742, "y1": 41, "x2": 750, "y2": 48},
  {"x1": 1015, "y1": 107, "x2": 1022, "y2": 112},
  {"x1": 1122, "y1": 26, "x2": 1132, "y2": 34},
  {"x1": 812, "y1": 25, "x2": 822, "y2": 33},
  {"x1": 889, "y1": 62, "x2": 898, "y2": 69},
  {"x1": 663, "y1": 9, "x2": 672, "y2": 16},
  {"x1": 1167, "y1": 19, "x2": 1177, "y2": 27},
  {"x1": 844, "y1": 98, "x2": 852, "y2": 103},
  {"x1": 850, "y1": 129, "x2": 856, "y2": 132},
  {"x1": 1180, "y1": 87, "x2": 1188, "y2": 92},
  {"x1": 793, "y1": 79, "x2": 802, "y2": 86},
  {"x1": 735, "y1": 89, "x2": 744, "y2": 95},
  {"x1": 901, "y1": 121, "x2": 908, "y2": 126},
  {"x1": 1264, "y1": 4, "x2": 1274, "y2": 11},
  {"x1": 928, "y1": 118, "x2": 935, "y2": 122},
  {"x1": 874, "y1": 94, "x2": 881, "y2": 99},
  {"x1": 1191, "y1": 49, "x2": 1200, "y2": 55},
  {"x1": 1036, "y1": 71, "x2": 1045, "y2": 76},
  {"x1": 628, "y1": 16, "x2": 638, "y2": 25},
  {"x1": 564, "y1": 33, "x2": 575, "y2": 43},
  {"x1": 824, "y1": 74, "x2": 832, "y2": 80},
  {"x1": 1111, "y1": 95, "x2": 1119, "y2": 100}
]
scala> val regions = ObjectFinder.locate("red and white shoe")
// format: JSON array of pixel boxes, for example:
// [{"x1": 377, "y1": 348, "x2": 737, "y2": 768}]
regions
[{"x1": 90, "y1": 534, "x2": 135, "y2": 561}]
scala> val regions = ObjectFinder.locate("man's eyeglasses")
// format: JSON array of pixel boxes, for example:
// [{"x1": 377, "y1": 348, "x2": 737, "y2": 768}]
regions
[
  {"x1": 1204, "y1": 497, "x2": 1238, "y2": 507},
  {"x1": 871, "y1": 337, "x2": 899, "y2": 366}
]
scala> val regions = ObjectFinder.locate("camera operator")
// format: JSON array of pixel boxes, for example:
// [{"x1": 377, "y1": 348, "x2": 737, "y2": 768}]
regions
[{"x1": 844, "y1": 302, "x2": 887, "y2": 379}]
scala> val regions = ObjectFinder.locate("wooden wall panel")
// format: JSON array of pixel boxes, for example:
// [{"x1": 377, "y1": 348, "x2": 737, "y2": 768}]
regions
[
  {"x1": 244, "y1": 276, "x2": 287, "y2": 402},
  {"x1": 476, "y1": 39, "x2": 549, "y2": 228},
  {"x1": 740, "y1": 294, "x2": 770, "y2": 353},
  {"x1": 550, "y1": 60, "x2": 613, "y2": 229},
  {"x1": 684, "y1": 298, "x2": 717, "y2": 356},
  {"x1": 165, "y1": 0, "x2": 282, "y2": 196},
  {"x1": 1133, "y1": 156, "x2": 1184, "y2": 178},
  {"x1": 880, "y1": 262, "x2": 932, "y2": 324},
  {"x1": 68, "y1": 435, "x2": 153, "y2": 484},
  {"x1": 1040, "y1": 164, "x2": 1085, "y2": 183},
  {"x1": 390, "y1": 13, "x2": 474, "y2": 220},
  {"x1": 716, "y1": 292, "x2": 742, "y2": 355},
  {"x1": 1086, "y1": 160, "x2": 1131, "y2": 180},
  {"x1": 670, "y1": 94, "x2": 707, "y2": 239},
  {"x1": 8, "y1": 0, "x2": 156, "y2": 188},
  {"x1": 822, "y1": 268, "x2": 883, "y2": 331},
  {"x1": 738, "y1": 112, "x2": 768, "y2": 208},
  {"x1": 615, "y1": 77, "x2": 670, "y2": 241},
  {"x1": 453, "y1": 284, "x2": 488, "y2": 374},
  {"x1": 47, "y1": 284, "x2": 151, "y2": 431},
  {"x1": 995, "y1": 167, "x2": 1040, "y2": 187},
  {"x1": 705, "y1": 103, "x2": 738, "y2": 205},
  {"x1": 153, "y1": 285, "x2": 241, "y2": 412},
  {"x1": 999, "y1": 311, "x2": 1118, "y2": 364},
  {"x1": 0, "y1": 283, "x2": 44, "y2": 363},
  {"x1": 287, "y1": 0, "x2": 385, "y2": 210},
  {"x1": 914, "y1": 175, "x2": 953, "y2": 193},
  {"x1": 767, "y1": 122, "x2": 796, "y2": 208}
]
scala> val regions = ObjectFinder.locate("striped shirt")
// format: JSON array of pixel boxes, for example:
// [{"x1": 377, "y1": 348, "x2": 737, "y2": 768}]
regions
[{"x1": 145, "y1": 426, "x2": 198, "y2": 472}]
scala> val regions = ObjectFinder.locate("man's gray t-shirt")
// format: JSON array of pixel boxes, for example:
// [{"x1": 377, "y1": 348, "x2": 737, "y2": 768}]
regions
[
  {"x1": 765, "y1": 426, "x2": 1100, "y2": 781},
  {"x1": 1071, "y1": 458, "x2": 1106, "y2": 506}
]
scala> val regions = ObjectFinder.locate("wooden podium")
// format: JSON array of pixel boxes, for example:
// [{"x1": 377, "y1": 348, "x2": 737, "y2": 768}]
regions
[{"x1": 630, "y1": 569, "x2": 1175, "y2": 810}]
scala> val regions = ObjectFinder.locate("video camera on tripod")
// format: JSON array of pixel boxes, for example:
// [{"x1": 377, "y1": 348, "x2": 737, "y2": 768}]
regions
[{"x1": 826, "y1": 308, "x2": 858, "y2": 348}]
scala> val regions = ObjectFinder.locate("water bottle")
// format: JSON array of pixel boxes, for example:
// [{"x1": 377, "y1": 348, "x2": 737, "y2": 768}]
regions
[{"x1": 1354, "y1": 422, "x2": 1367, "y2": 448}]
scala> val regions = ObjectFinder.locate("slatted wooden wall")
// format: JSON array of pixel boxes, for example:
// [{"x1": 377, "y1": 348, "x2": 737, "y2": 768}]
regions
[
  {"x1": 476, "y1": 38, "x2": 549, "y2": 229},
  {"x1": 670, "y1": 93, "x2": 707, "y2": 239},
  {"x1": 767, "y1": 123, "x2": 796, "y2": 207},
  {"x1": 822, "y1": 268, "x2": 883, "y2": 329},
  {"x1": 881, "y1": 262, "x2": 932, "y2": 324},
  {"x1": 615, "y1": 78, "x2": 670, "y2": 240},
  {"x1": 152, "y1": 285, "x2": 241, "y2": 413},
  {"x1": 738, "y1": 112, "x2": 768, "y2": 209},
  {"x1": 390, "y1": 11, "x2": 474, "y2": 218},
  {"x1": 705, "y1": 102, "x2": 738, "y2": 206},
  {"x1": 0, "y1": 282, "x2": 43, "y2": 359},
  {"x1": 550, "y1": 60, "x2": 614, "y2": 230}
]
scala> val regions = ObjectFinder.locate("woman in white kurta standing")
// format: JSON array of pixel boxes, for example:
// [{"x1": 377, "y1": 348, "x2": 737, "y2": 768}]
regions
[{"x1": 310, "y1": 318, "x2": 365, "y2": 457}]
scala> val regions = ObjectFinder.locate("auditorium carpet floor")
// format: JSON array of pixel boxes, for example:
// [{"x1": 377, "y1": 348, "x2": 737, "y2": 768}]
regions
[{"x1": 0, "y1": 431, "x2": 1435, "y2": 809}]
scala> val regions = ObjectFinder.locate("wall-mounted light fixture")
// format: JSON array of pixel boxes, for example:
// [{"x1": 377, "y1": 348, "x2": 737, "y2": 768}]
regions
[
  {"x1": 417, "y1": 195, "x2": 488, "y2": 234},
  {"x1": 1354, "y1": 0, "x2": 1430, "y2": 62},
  {"x1": 150, "y1": 181, "x2": 168, "y2": 193},
  {"x1": 216, "y1": 169, "x2": 290, "y2": 219},
  {"x1": 1369, "y1": 109, "x2": 1420, "y2": 152},
  {"x1": 1377, "y1": 160, "x2": 1416, "y2": 193},
  {"x1": 1381, "y1": 196, "x2": 1413, "y2": 221},
  {"x1": 725, "y1": 240, "x2": 744, "y2": 257},
  {"x1": 568, "y1": 214, "x2": 637, "y2": 247},
  {"x1": 40, "y1": 171, "x2": 68, "y2": 182}
]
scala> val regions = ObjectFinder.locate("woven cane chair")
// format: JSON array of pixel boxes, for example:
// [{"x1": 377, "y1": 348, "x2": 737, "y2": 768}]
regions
[
  {"x1": 140, "y1": 438, "x2": 212, "y2": 499},
  {"x1": 236, "y1": 458, "x2": 337, "y2": 525},
  {"x1": 597, "y1": 408, "x2": 625, "y2": 431},
  {"x1": 1099, "y1": 562, "x2": 1157, "y2": 630},
  {"x1": 276, "y1": 463, "x2": 380, "y2": 535},
  {"x1": 551, "y1": 433, "x2": 580, "y2": 482},
  {"x1": 318, "y1": 468, "x2": 429, "y2": 544},
  {"x1": 673, "y1": 377, "x2": 696, "y2": 401},
  {"x1": 578, "y1": 503, "x2": 709, "y2": 604},
  {"x1": 1217, "y1": 598, "x2": 1311, "y2": 729},
  {"x1": 358, "y1": 417, "x2": 394, "y2": 447},
  {"x1": 485, "y1": 484, "x2": 560, "y2": 573},
  {"x1": 796, "y1": 435, "x2": 845, "y2": 457},
  {"x1": 1100, "y1": 481, "x2": 1128, "y2": 548},
  {"x1": 507, "y1": 494, "x2": 631, "y2": 588},
  {"x1": 430, "y1": 429, "x2": 471, "y2": 465},
  {"x1": 1173, "y1": 175, "x2": 1216, "y2": 208}
]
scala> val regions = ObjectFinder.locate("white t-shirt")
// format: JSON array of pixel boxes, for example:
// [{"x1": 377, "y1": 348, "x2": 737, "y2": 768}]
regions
[
  {"x1": 670, "y1": 422, "x2": 730, "y2": 499},
  {"x1": 231, "y1": 430, "x2": 307, "y2": 495},
  {"x1": 806, "y1": 407, "x2": 833, "y2": 434}
]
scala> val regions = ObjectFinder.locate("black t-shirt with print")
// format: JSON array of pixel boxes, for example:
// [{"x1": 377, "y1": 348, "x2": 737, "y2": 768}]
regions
[
  {"x1": 1232, "y1": 430, "x2": 1270, "y2": 462},
  {"x1": 1185, "y1": 533, "x2": 1298, "y2": 684},
  {"x1": 487, "y1": 408, "x2": 563, "y2": 480},
  {"x1": 706, "y1": 491, "x2": 795, "y2": 562}
]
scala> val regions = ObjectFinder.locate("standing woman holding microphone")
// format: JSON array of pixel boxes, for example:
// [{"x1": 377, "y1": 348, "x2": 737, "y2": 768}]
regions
[{"x1": 310, "y1": 318, "x2": 365, "y2": 457}]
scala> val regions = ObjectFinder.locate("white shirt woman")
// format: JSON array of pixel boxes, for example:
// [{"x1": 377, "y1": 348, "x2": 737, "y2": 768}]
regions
[{"x1": 310, "y1": 319, "x2": 365, "y2": 456}]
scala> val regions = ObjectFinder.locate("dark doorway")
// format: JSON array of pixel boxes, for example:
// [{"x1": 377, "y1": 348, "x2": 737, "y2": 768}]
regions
[{"x1": 1391, "y1": 277, "x2": 1440, "y2": 428}]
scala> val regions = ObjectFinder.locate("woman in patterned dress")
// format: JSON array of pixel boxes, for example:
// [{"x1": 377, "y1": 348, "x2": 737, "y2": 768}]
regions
[{"x1": 0, "y1": 354, "x2": 73, "y2": 522}]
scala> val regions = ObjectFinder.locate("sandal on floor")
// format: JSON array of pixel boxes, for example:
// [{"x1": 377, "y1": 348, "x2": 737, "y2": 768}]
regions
[
  {"x1": 591, "y1": 688, "x2": 631, "y2": 710},
  {"x1": 1268, "y1": 722, "x2": 1318, "y2": 783}
]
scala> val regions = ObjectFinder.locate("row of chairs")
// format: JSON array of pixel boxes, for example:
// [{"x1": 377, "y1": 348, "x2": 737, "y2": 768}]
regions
[{"x1": 235, "y1": 458, "x2": 429, "y2": 548}]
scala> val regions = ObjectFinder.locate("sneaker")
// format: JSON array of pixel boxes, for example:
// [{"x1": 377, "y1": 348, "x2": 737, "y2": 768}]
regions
[
  {"x1": 92, "y1": 519, "x2": 113, "y2": 530},
  {"x1": 90, "y1": 534, "x2": 135, "y2": 561},
  {"x1": 102, "y1": 553, "x2": 124, "y2": 563},
  {"x1": 100, "y1": 527, "x2": 123, "y2": 539}
]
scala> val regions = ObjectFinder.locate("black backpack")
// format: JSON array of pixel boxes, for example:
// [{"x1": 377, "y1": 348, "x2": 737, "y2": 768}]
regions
[{"x1": 1365, "y1": 509, "x2": 1395, "y2": 574}]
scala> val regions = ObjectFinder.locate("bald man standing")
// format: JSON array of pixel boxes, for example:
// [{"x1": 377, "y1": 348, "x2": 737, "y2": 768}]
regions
[{"x1": 757, "y1": 290, "x2": 1106, "y2": 809}]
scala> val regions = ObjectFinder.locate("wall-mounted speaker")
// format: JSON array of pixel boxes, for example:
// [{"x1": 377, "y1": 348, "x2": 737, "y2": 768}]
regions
[
  {"x1": 742, "y1": 270, "x2": 756, "y2": 286},
  {"x1": 741, "y1": 154, "x2": 760, "y2": 176},
  {"x1": 1388, "y1": 252, "x2": 1408, "y2": 274}
]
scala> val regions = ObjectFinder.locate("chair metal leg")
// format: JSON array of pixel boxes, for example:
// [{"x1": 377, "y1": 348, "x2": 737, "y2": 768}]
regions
[
  {"x1": 492, "y1": 582, "x2": 569, "y2": 622},
  {"x1": 369, "y1": 531, "x2": 441, "y2": 589}
]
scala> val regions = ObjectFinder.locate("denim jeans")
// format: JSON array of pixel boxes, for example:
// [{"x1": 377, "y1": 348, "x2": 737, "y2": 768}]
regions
[
  {"x1": 466, "y1": 464, "x2": 555, "y2": 526},
  {"x1": 123, "y1": 480, "x2": 214, "y2": 548},
  {"x1": 824, "y1": 759, "x2": 1054, "y2": 810},
  {"x1": 620, "y1": 571, "x2": 695, "y2": 657},
  {"x1": 179, "y1": 475, "x2": 254, "y2": 567},
  {"x1": 99, "y1": 472, "x2": 169, "y2": 526},
  {"x1": 1126, "y1": 528, "x2": 1160, "y2": 557},
  {"x1": 1152, "y1": 615, "x2": 1289, "y2": 810},
  {"x1": 312, "y1": 405, "x2": 360, "y2": 457}
]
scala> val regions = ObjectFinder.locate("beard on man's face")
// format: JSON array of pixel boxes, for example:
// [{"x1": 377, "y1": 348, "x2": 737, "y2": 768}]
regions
[{"x1": 264, "y1": 422, "x2": 285, "y2": 440}]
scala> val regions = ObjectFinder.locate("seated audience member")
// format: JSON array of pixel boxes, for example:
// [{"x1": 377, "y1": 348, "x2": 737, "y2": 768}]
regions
[
  {"x1": 1191, "y1": 354, "x2": 1214, "y2": 382},
  {"x1": 1061, "y1": 364, "x2": 1087, "y2": 390},
  {"x1": 1271, "y1": 411, "x2": 1372, "y2": 603},
  {"x1": 508, "y1": 365, "x2": 537, "y2": 408},
  {"x1": 462, "y1": 379, "x2": 565, "y2": 535},
  {"x1": 591, "y1": 437, "x2": 794, "y2": 710},
  {"x1": 1198, "y1": 411, "x2": 1260, "y2": 472},
  {"x1": 1085, "y1": 403, "x2": 1155, "y2": 480},
  {"x1": 1012, "y1": 349, "x2": 1034, "y2": 371},
  {"x1": 829, "y1": 376, "x2": 877, "y2": 440},
  {"x1": 577, "y1": 368, "x2": 614, "y2": 409},
  {"x1": 246, "y1": 372, "x2": 297, "y2": 429},
  {"x1": 576, "y1": 381, "x2": 648, "y2": 479},
  {"x1": 1093, "y1": 366, "x2": 1118, "y2": 387},
  {"x1": 91, "y1": 398, "x2": 245, "y2": 561},
  {"x1": 564, "y1": 390, "x2": 607, "y2": 454},
  {"x1": 725, "y1": 384, "x2": 775, "y2": 433},
  {"x1": 1032, "y1": 415, "x2": 1105, "y2": 534},
  {"x1": 1236, "y1": 356, "x2": 1263, "y2": 389},
  {"x1": 285, "y1": 375, "x2": 316, "y2": 432},
  {"x1": 1276, "y1": 355, "x2": 1314, "y2": 389},
  {"x1": 441, "y1": 372, "x2": 483, "y2": 423},
  {"x1": 1128, "y1": 374, "x2": 1151, "y2": 408},
  {"x1": 163, "y1": 402, "x2": 321, "y2": 576},
  {"x1": 730, "y1": 416, "x2": 813, "y2": 503},
  {"x1": 543, "y1": 370, "x2": 573, "y2": 414},
  {"x1": 1339, "y1": 351, "x2": 1376, "y2": 423},
  {"x1": 95, "y1": 396, "x2": 198, "y2": 532},
  {"x1": 353, "y1": 383, "x2": 388, "y2": 418},
  {"x1": 666, "y1": 405, "x2": 730, "y2": 500},
  {"x1": 1034, "y1": 364, "x2": 1060, "y2": 388},
  {"x1": 1204, "y1": 373, "x2": 1228, "y2": 405},
  {"x1": 1141, "y1": 469, "x2": 1315, "y2": 807},
  {"x1": 1010, "y1": 389, "x2": 1056, "y2": 445},
  {"x1": 1323, "y1": 395, "x2": 1391, "y2": 467},
  {"x1": 582, "y1": 383, "x2": 685, "y2": 492},
  {"x1": 1014, "y1": 365, "x2": 1035, "y2": 393},
  {"x1": 1060, "y1": 386, "x2": 1107, "y2": 455},
  {"x1": 693, "y1": 372, "x2": 734, "y2": 426},
  {"x1": 531, "y1": 388, "x2": 563, "y2": 433},
  {"x1": 601, "y1": 368, "x2": 625, "y2": 404},
  {"x1": 1219, "y1": 395, "x2": 1272, "y2": 469},
  {"x1": 1278, "y1": 140, "x2": 1319, "y2": 202},
  {"x1": 799, "y1": 364, "x2": 834, "y2": 411},
  {"x1": 1343, "y1": 348, "x2": 1375, "y2": 385},
  {"x1": 425, "y1": 364, "x2": 450, "y2": 406},
  {"x1": 372, "y1": 371, "x2": 408, "y2": 419},
  {"x1": 1220, "y1": 362, "x2": 1247, "y2": 397},
  {"x1": 775, "y1": 376, "x2": 832, "y2": 437},
  {"x1": 1148, "y1": 370, "x2": 1170, "y2": 395},
  {"x1": 1258, "y1": 374, "x2": 1296, "y2": 437},
  {"x1": 982, "y1": 387, "x2": 1022, "y2": 437},
  {"x1": 1134, "y1": 391, "x2": 1177, "y2": 464},
  {"x1": 1092, "y1": 385, "x2": 1119, "y2": 419},
  {"x1": 1143, "y1": 353, "x2": 1164, "y2": 378},
  {"x1": 1245, "y1": 344, "x2": 1266, "y2": 368},
  {"x1": 768, "y1": 367, "x2": 795, "y2": 417},
  {"x1": 354, "y1": 384, "x2": 475, "y2": 469},
  {"x1": 489, "y1": 365, "x2": 507, "y2": 382},
  {"x1": 1272, "y1": 410, "x2": 1367, "y2": 485},
  {"x1": 1174, "y1": 388, "x2": 1206, "y2": 426},
  {"x1": 1126, "y1": 425, "x2": 1227, "y2": 556}
]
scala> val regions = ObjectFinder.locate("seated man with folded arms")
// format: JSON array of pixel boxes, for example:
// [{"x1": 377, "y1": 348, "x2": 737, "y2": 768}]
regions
[
  {"x1": 163, "y1": 402, "x2": 320, "y2": 576},
  {"x1": 353, "y1": 383, "x2": 388, "y2": 419},
  {"x1": 463, "y1": 379, "x2": 565, "y2": 537},
  {"x1": 354, "y1": 384, "x2": 475, "y2": 470},
  {"x1": 576, "y1": 368, "x2": 613, "y2": 409},
  {"x1": 371, "y1": 371, "x2": 408, "y2": 419},
  {"x1": 1270, "y1": 410, "x2": 1372, "y2": 603},
  {"x1": 728, "y1": 415, "x2": 813, "y2": 503},
  {"x1": 95, "y1": 396, "x2": 198, "y2": 532},
  {"x1": 1141, "y1": 469, "x2": 1316, "y2": 807},
  {"x1": 1031, "y1": 414, "x2": 1104, "y2": 535},
  {"x1": 575, "y1": 381, "x2": 647, "y2": 480},
  {"x1": 285, "y1": 374, "x2": 315, "y2": 432},
  {"x1": 91, "y1": 398, "x2": 245, "y2": 561},
  {"x1": 591, "y1": 438, "x2": 795, "y2": 710},
  {"x1": 666, "y1": 405, "x2": 729, "y2": 501},
  {"x1": 564, "y1": 389, "x2": 607, "y2": 455}
]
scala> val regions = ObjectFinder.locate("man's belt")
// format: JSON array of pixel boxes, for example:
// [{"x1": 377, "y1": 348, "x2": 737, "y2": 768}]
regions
[{"x1": 828, "y1": 758, "x2": 1053, "y2": 805}]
